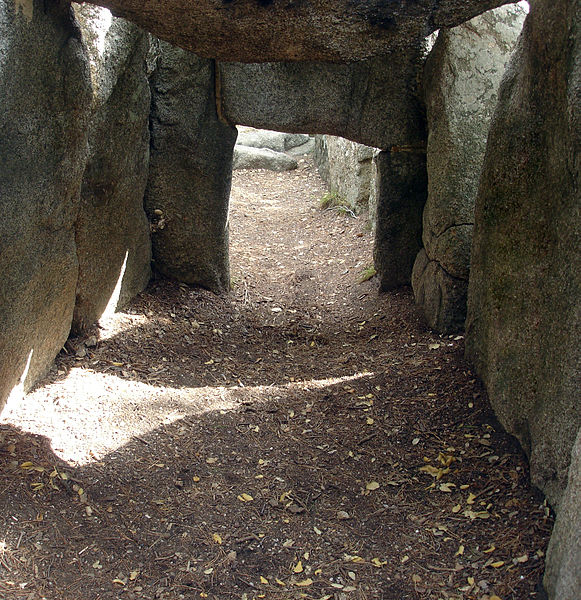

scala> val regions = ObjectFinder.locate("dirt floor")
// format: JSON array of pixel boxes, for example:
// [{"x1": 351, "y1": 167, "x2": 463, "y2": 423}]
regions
[{"x1": 0, "y1": 158, "x2": 553, "y2": 600}]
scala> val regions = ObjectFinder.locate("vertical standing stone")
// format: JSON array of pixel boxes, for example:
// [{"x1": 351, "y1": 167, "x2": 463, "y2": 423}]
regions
[
  {"x1": 544, "y1": 428, "x2": 581, "y2": 600},
  {"x1": 73, "y1": 6, "x2": 152, "y2": 332},
  {"x1": 146, "y1": 41, "x2": 237, "y2": 292},
  {"x1": 0, "y1": 0, "x2": 91, "y2": 411},
  {"x1": 466, "y1": 0, "x2": 580, "y2": 513},
  {"x1": 412, "y1": 6, "x2": 525, "y2": 333},
  {"x1": 313, "y1": 135, "x2": 378, "y2": 213},
  {"x1": 373, "y1": 150, "x2": 427, "y2": 290}
]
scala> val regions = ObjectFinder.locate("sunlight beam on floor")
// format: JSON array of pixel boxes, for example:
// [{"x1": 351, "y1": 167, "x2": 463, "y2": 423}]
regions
[{"x1": 1, "y1": 370, "x2": 375, "y2": 466}]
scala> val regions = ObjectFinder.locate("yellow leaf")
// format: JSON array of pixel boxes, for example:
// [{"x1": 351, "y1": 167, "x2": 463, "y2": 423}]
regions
[
  {"x1": 344, "y1": 554, "x2": 365, "y2": 563},
  {"x1": 467, "y1": 576, "x2": 474, "y2": 585},
  {"x1": 313, "y1": 526, "x2": 322, "y2": 535},
  {"x1": 212, "y1": 533, "x2": 222, "y2": 544},
  {"x1": 371, "y1": 558, "x2": 386, "y2": 567},
  {"x1": 439, "y1": 482, "x2": 456, "y2": 493},
  {"x1": 401, "y1": 555, "x2": 410, "y2": 563},
  {"x1": 455, "y1": 545, "x2": 465, "y2": 557},
  {"x1": 490, "y1": 596, "x2": 503, "y2": 600},
  {"x1": 483, "y1": 545, "x2": 496, "y2": 553},
  {"x1": 366, "y1": 418, "x2": 374, "y2": 425},
  {"x1": 452, "y1": 504, "x2": 462, "y2": 513},
  {"x1": 293, "y1": 561, "x2": 304, "y2": 573},
  {"x1": 419, "y1": 465, "x2": 450, "y2": 479},
  {"x1": 314, "y1": 568, "x2": 323, "y2": 575},
  {"x1": 20, "y1": 461, "x2": 34, "y2": 469},
  {"x1": 514, "y1": 554, "x2": 529, "y2": 563},
  {"x1": 129, "y1": 571, "x2": 139, "y2": 581},
  {"x1": 466, "y1": 492, "x2": 476, "y2": 505},
  {"x1": 437, "y1": 452, "x2": 455, "y2": 467},
  {"x1": 237, "y1": 493, "x2": 254, "y2": 502},
  {"x1": 275, "y1": 578, "x2": 286, "y2": 586},
  {"x1": 491, "y1": 561, "x2": 505, "y2": 568},
  {"x1": 193, "y1": 476, "x2": 200, "y2": 482},
  {"x1": 112, "y1": 579, "x2": 126, "y2": 585},
  {"x1": 366, "y1": 481, "x2": 380, "y2": 490},
  {"x1": 294, "y1": 578, "x2": 313, "y2": 587},
  {"x1": 260, "y1": 576, "x2": 269, "y2": 584}
]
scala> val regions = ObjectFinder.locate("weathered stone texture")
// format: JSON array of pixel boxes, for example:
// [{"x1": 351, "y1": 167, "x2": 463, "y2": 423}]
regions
[
  {"x1": 466, "y1": 0, "x2": 581, "y2": 515},
  {"x1": 544, "y1": 427, "x2": 581, "y2": 600},
  {"x1": 233, "y1": 146, "x2": 298, "y2": 172},
  {"x1": 0, "y1": 0, "x2": 91, "y2": 411},
  {"x1": 218, "y1": 51, "x2": 427, "y2": 150},
  {"x1": 85, "y1": 0, "x2": 511, "y2": 63},
  {"x1": 412, "y1": 5, "x2": 525, "y2": 333},
  {"x1": 373, "y1": 151, "x2": 428, "y2": 290},
  {"x1": 73, "y1": 6, "x2": 151, "y2": 332},
  {"x1": 314, "y1": 136, "x2": 378, "y2": 212},
  {"x1": 145, "y1": 42, "x2": 237, "y2": 292},
  {"x1": 236, "y1": 127, "x2": 309, "y2": 153}
]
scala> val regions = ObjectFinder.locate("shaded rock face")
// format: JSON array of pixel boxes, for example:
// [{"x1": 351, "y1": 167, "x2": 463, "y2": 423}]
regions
[
  {"x1": 544, "y1": 428, "x2": 581, "y2": 600},
  {"x1": 0, "y1": 0, "x2": 92, "y2": 411},
  {"x1": 314, "y1": 135, "x2": 378, "y2": 212},
  {"x1": 466, "y1": 0, "x2": 581, "y2": 512},
  {"x1": 218, "y1": 51, "x2": 427, "y2": 150},
  {"x1": 412, "y1": 5, "x2": 525, "y2": 333},
  {"x1": 73, "y1": 5, "x2": 152, "y2": 333},
  {"x1": 145, "y1": 41, "x2": 237, "y2": 292},
  {"x1": 86, "y1": 0, "x2": 510, "y2": 63},
  {"x1": 373, "y1": 151, "x2": 428, "y2": 290}
]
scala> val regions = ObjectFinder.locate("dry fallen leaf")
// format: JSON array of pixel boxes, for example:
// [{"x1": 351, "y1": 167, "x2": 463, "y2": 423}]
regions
[
  {"x1": 439, "y1": 482, "x2": 456, "y2": 493},
  {"x1": 366, "y1": 481, "x2": 380, "y2": 490}
]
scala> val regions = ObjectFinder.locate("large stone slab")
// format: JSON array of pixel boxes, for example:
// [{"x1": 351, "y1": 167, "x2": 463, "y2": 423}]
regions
[
  {"x1": 373, "y1": 150, "x2": 428, "y2": 290},
  {"x1": 145, "y1": 41, "x2": 237, "y2": 292},
  {"x1": 236, "y1": 127, "x2": 309, "y2": 153},
  {"x1": 72, "y1": 6, "x2": 152, "y2": 333},
  {"x1": 544, "y1": 427, "x2": 581, "y2": 600},
  {"x1": 85, "y1": 0, "x2": 511, "y2": 63},
  {"x1": 412, "y1": 5, "x2": 525, "y2": 333},
  {"x1": 218, "y1": 51, "x2": 427, "y2": 149},
  {"x1": 0, "y1": 0, "x2": 91, "y2": 411},
  {"x1": 314, "y1": 135, "x2": 378, "y2": 212},
  {"x1": 233, "y1": 146, "x2": 298, "y2": 172},
  {"x1": 466, "y1": 0, "x2": 581, "y2": 512}
]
